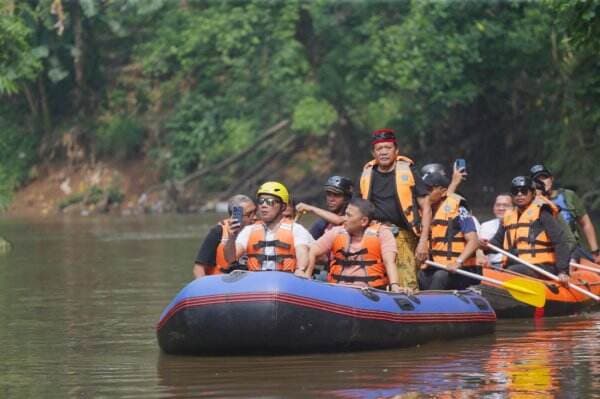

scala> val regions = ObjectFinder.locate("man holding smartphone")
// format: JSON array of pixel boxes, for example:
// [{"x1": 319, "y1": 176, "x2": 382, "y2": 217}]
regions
[
  {"x1": 193, "y1": 194, "x2": 256, "y2": 278},
  {"x1": 225, "y1": 181, "x2": 314, "y2": 273}
]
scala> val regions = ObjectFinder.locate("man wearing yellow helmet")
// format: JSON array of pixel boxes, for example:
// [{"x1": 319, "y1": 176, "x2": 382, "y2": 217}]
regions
[{"x1": 224, "y1": 181, "x2": 314, "y2": 272}]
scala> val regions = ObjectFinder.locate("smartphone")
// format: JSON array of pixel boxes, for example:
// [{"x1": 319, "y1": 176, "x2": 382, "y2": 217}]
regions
[
  {"x1": 454, "y1": 158, "x2": 467, "y2": 173},
  {"x1": 231, "y1": 206, "x2": 244, "y2": 225}
]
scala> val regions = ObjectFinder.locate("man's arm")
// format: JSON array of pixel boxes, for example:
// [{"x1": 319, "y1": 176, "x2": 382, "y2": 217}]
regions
[
  {"x1": 294, "y1": 245, "x2": 309, "y2": 275},
  {"x1": 296, "y1": 203, "x2": 344, "y2": 226},
  {"x1": 415, "y1": 195, "x2": 432, "y2": 263},
  {"x1": 540, "y1": 210, "x2": 570, "y2": 276},
  {"x1": 578, "y1": 214, "x2": 600, "y2": 261},
  {"x1": 448, "y1": 231, "x2": 479, "y2": 271},
  {"x1": 224, "y1": 223, "x2": 246, "y2": 264},
  {"x1": 192, "y1": 225, "x2": 222, "y2": 278}
]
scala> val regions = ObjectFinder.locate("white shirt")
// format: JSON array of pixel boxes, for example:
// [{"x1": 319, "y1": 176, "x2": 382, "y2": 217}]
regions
[
  {"x1": 479, "y1": 218, "x2": 503, "y2": 265},
  {"x1": 236, "y1": 221, "x2": 314, "y2": 271}
]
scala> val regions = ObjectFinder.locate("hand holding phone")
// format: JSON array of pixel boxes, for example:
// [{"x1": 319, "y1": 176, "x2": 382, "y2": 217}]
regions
[
  {"x1": 231, "y1": 206, "x2": 244, "y2": 226},
  {"x1": 454, "y1": 158, "x2": 467, "y2": 173}
]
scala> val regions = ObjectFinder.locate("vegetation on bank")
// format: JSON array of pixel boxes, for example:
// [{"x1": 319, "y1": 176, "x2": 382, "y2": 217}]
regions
[{"x1": 1, "y1": 0, "x2": 599, "y2": 212}]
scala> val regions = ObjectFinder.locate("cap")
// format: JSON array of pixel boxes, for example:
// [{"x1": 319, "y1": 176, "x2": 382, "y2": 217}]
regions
[
  {"x1": 421, "y1": 163, "x2": 447, "y2": 176},
  {"x1": 422, "y1": 171, "x2": 450, "y2": 188},
  {"x1": 530, "y1": 164, "x2": 552, "y2": 180},
  {"x1": 371, "y1": 128, "x2": 397, "y2": 146},
  {"x1": 511, "y1": 176, "x2": 534, "y2": 190},
  {"x1": 324, "y1": 175, "x2": 354, "y2": 197}
]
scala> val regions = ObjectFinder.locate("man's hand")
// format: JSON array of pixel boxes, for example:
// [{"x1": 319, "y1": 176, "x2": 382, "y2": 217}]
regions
[
  {"x1": 415, "y1": 239, "x2": 429, "y2": 263},
  {"x1": 593, "y1": 253, "x2": 600, "y2": 264},
  {"x1": 295, "y1": 202, "x2": 314, "y2": 214},
  {"x1": 447, "y1": 262, "x2": 460, "y2": 272},
  {"x1": 479, "y1": 238, "x2": 490, "y2": 249},
  {"x1": 557, "y1": 272, "x2": 570, "y2": 285},
  {"x1": 228, "y1": 217, "x2": 242, "y2": 236},
  {"x1": 390, "y1": 283, "x2": 414, "y2": 294}
]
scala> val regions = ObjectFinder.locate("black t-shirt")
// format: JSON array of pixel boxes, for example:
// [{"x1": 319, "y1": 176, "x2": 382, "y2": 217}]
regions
[
  {"x1": 309, "y1": 218, "x2": 330, "y2": 240},
  {"x1": 367, "y1": 166, "x2": 429, "y2": 229},
  {"x1": 195, "y1": 224, "x2": 223, "y2": 266}
]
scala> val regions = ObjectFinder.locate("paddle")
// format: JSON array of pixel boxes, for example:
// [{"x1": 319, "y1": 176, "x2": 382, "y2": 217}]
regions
[
  {"x1": 425, "y1": 260, "x2": 546, "y2": 308},
  {"x1": 294, "y1": 210, "x2": 306, "y2": 223},
  {"x1": 570, "y1": 261, "x2": 600, "y2": 274},
  {"x1": 487, "y1": 243, "x2": 600, "y2": 301}
]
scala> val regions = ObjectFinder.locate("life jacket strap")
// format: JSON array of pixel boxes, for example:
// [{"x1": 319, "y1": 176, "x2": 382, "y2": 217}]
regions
[
  {"x1": 330, "y1": 274, "x2": 378, "y2": 283},
  {"x1": 253, "y1": 239, "x2": 291, "y2": 250}
]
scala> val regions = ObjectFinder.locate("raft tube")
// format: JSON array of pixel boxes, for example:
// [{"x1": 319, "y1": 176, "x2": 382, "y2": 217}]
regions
[
  {"x1": 478, "y1": 260, "x2": 600, "y2": 318},
  {"x1": 157, "y1": 271, "x2": 496, "y2": 355}
]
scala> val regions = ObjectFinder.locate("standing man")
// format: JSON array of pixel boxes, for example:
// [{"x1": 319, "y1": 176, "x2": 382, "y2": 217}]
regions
[
  {"x1": 478, "y1": 193, "x2": 514, "y2": 267},
  {"x1": 296, "y1": 175, "x2": 354, "y2": 239},
  {"x1": 418, "y1": 172, "x2": 480, "y2": 290},
  {"x1": 530, "y1": 164, "x2": 600, "y2": 263},
  {"x1": 224, "y1": 181, "x2": 313, "y2": 272},
  {"x1": 193, "y1": 194, "x2": 256, "y2": 278},
  {"x1": 358, "y1": 129, "x2": 432, "y2": 289}
]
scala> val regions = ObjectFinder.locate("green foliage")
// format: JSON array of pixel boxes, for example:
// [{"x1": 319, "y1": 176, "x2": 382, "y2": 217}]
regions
[
  {"x1": 0, "y1": 112, "x2": 38, "y2": 209},
  {"x1": 0, "y1": 7, "x2": 43, "y2": 94},
  {"x1": 292, "y1": 97, "x2": 337, "y2": 135},
  {"x1": 95, "y1": 115, "x2": 145, "y2": 159}
]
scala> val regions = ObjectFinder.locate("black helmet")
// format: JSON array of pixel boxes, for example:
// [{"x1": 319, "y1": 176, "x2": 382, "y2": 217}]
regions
[
  {"x1": 421, "y1": 163, "x2": 446, "y2": 176},
  {"x1": 511, "y1": 176, "x2": 534, "y2": 190},
  {"x1": 530, "y1": 164, "x2": 552, "y2": 180},
  {"x1": 324, "y1": 175, "x2": 353, "y2": 197}
]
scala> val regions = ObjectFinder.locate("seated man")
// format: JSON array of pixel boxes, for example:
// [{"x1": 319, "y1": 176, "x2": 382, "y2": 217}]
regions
[
  {"x1": 478, "y1": 193, "x2": 513, "y2": 267},
  {"x1": 418, "y1": 172, "x2": 480, "y2": 290},
  {"x1": 225, "y1": 181, "x2": 313, "y2": 272},
  {"x1": 296, "y1": 175, "x2": 354, "y2": 239},
  {"x1": 530, "y1": 163, "x2": 598, "y2": 262},
  {"x1": 300, "y1": 197, "x2": 405, "y2": 292},
  {"x1": 486, "y1": 176, "x2": 570, "y2": 283},
  {"x1": 193, "y1": 194, "x2": 256, "y2": 278}
]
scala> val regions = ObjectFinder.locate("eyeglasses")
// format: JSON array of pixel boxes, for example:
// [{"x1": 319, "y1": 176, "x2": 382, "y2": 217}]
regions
[
  {"x1": 257, "y1": 197, "x2": 280, "y2": 206},
  {"x1": 511, "y1": 188, "x2": 530, "y2": 196}
]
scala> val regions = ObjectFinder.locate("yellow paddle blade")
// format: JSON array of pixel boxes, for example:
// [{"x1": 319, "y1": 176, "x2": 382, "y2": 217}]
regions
[{"x1": 502, "y1": 277, "x2": 546, "y2": 308}]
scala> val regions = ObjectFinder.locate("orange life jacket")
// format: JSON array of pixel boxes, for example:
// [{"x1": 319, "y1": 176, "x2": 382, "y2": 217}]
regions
[
  {"x1": 203, "y1": 220, "x2": 232, "y2": 275},
  {"x1": 502, "y1": 196, "x2": 559, "y2": 267},
  {"x1": 430, "y1": 193, "x2": 477, "y2": 267},
  {"x1": 359, "y1": 155, "x2": 421, "y2": 236},
  {"x1": 246, "y1": 218, "x2": 296, "y2": 272},
  {"x1": 328, "y1": 223, "x2": 389, "y2": 288}
]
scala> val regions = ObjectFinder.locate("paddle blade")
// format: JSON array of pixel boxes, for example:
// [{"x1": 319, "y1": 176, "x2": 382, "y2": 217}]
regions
[{"x1": 502, "y1": 277, "x2": 546, "y2": 308}]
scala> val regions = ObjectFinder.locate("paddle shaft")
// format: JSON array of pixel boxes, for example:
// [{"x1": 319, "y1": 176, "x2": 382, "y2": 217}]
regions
[
  {"x1": 570, "y1": 261, "x2": 600, "y2": 274},
  {"x1": 425, "y1": 260, "x2": 510, "y2": 289},
  {"x1": 488, "y1": 243, "x2": 600, "y2": 301}
]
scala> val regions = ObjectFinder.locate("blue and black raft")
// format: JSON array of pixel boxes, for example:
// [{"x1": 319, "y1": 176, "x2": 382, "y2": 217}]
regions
[{"x1": 156, "y1": 271, "x2": 496, "y2": 355}]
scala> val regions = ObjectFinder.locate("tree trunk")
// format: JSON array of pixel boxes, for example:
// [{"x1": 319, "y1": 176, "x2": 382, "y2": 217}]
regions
[
  {"x1": 38, "y1": 78, "x2": 52, "y2": 135},
  {"x1": 72, "y1": 2, "x2": 85, "y2": 112}
]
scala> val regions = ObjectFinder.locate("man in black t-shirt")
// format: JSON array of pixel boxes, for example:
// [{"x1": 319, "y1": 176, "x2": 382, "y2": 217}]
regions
[
  {"x1": 193, "y1": 194, "x2": 256, "y2": 278},
  {"x1": 358, "y1": 129, "x2": 432, "y2": 289},
  {"x1": 296, "y1": 175, "x2": 354, "y2": 239}
]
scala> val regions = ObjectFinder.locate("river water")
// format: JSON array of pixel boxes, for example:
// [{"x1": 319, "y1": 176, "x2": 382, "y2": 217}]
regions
[{"x1": 1, "y1": 214, "x2": 599, "y2": 398}]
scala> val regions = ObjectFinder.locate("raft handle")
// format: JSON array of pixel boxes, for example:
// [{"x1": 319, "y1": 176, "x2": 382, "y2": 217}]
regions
[
  {"x1": 360, "y1": 287, "x2": 380, "y2": 302},
  {"x1": 394, "y1": 297, "x2": 415, "y2": 311}
]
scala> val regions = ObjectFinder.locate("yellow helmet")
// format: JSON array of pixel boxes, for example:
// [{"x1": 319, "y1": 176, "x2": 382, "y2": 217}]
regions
[{"x1": 256, "y1": 181, "x2": 289, "y2": 204}]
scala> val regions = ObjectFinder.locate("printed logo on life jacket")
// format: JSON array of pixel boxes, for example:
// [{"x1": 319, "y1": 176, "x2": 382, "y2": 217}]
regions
[{"x1": 401, "y1": 174, "x2": 409, "y2": 181}]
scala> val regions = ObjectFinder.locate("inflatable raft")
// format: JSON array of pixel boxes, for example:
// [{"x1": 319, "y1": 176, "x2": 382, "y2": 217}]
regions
[
  {"x1": 157, "y1": 271, "x2": 496, "y2": 355},
  {"x1": 478, "y1": 260, "x2": 600, "y2": 318}
]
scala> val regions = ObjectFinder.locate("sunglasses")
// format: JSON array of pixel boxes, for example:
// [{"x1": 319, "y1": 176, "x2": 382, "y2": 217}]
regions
[
  {"x1": 511, "y1": 187, "x2": 531, "y2": 196},
  {"x1": 257, "y1": 197, "x2": 280, "y2": 206}
]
